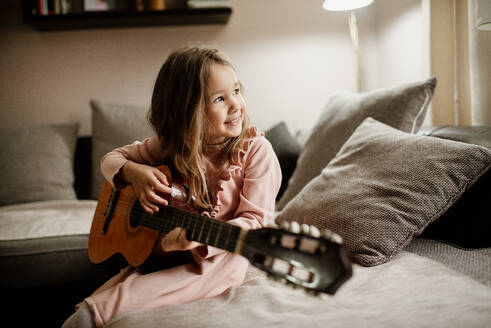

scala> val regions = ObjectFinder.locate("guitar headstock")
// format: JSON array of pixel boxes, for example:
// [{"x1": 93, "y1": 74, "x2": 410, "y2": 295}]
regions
[{"x1": 241, "y1": 221, "x2": 352, "y2": 295}]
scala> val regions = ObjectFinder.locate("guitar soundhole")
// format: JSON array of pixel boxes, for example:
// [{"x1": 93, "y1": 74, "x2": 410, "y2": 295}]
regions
[{"x1": 129, "y1": 200, "x2": 144, "y2": 229}]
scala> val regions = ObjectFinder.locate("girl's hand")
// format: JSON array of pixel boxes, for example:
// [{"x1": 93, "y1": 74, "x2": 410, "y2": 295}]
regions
[
  {"x1": 120, "y1": 161, "x2": 173, "y2": 215},
  {"x1": 161, "y1": 228, "x2": 203, "y2": 252}
]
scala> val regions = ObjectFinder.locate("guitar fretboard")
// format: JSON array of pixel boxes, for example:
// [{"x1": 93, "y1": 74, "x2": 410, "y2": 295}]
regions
[{"x1": 139, "y1": 205, "x2": 242, "y2": 253}]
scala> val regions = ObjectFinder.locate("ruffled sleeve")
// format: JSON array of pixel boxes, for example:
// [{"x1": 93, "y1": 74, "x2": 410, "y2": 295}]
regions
[
  {"x1": 100, "y1": 136, "x2": 163, "y2": 189},
  {"x1": 228, "y1": 129, "x2": 282, "y2": 229},
  {"x1": 195, "y1": 127, "x2": 282, "y2": 259}
]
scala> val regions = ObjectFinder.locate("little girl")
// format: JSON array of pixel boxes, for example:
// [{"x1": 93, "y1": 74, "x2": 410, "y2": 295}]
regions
[{"x1": 62, "y1": 46, "x2": 281, "y2": 327}]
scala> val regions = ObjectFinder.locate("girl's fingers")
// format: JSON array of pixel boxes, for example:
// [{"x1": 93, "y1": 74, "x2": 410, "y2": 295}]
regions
[
  {"x1": 155, "y1": 169, "x2": 170, "y2": 186},
  {"x1": 140, "y1": 196, "x2": 158, "y2": 215},
  {"x1": 153, "y1": 171, "x2": 173, "y2": 193},
  {"x1": 147, "y1": 190, "x2": 168, "y2": 207},
  {"x1": 161, "y1": 228, "x2": 201, "y2": 251},
  {"x1": 140, "y1": 202, "x2": 153, "y2": 215},
  {"x1": 152, "y1": 181, "x2": 172, "y2": 195}
]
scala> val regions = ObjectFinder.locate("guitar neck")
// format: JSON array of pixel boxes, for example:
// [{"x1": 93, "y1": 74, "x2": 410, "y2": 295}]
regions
[{"x1": 139, "y1": 205, "x2": 243, "y2": 253}]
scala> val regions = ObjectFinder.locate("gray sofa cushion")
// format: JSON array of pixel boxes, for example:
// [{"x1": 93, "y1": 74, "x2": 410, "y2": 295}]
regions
[
  {"x1": 264, "y1": 122, "x2": 302, "y2": 200},
  {"x1": 276, "y1": 77, "x2": 437, "y2": 210},
  {"x1": 0, "y1": 235, "x2": 118, "y2": 290},
  {"x1": 0, "y1": 199, "x2": 121, "y2": 326},
  {"x1": 275, "y1": 118, "x2": 491, "y2": 266},
  {"x1": 1, "y1": 233, "x2": 121, "y2": 327},
  {"x1": 90, "y1": 99, "x2": 153, "y2": 199},
  {"x1": 0, "y1": 200, "x2": 120, "y2": 289},
  {"x1": 0, "y1": 123, "x2": 79, "y2": 206}
]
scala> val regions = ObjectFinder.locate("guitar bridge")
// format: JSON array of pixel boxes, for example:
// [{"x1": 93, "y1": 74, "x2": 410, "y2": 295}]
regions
[{"x1": 102, "y1": 189, "x2": 120, "y2": 234}]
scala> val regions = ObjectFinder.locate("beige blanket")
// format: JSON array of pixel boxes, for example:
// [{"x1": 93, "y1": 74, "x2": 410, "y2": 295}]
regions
[{"x1": 106, "y1": 246, "x2": 491, "y2": 328}]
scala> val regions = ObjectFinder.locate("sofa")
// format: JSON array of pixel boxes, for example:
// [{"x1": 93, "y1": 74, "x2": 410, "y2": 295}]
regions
[{"x1": 1, "y1": 77, "x2": 490, "y2": 327}]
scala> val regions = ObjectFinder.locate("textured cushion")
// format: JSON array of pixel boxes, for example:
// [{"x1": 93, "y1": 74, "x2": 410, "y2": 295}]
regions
[
  {"x1": 90, "y1": 99, "x2": 153, "y2": 199},
  {"x1": 276, "y1": 77, "x2": 437, "y2": 209},
  {"x1": 0, "y1": 123, "x2": 79, "y2": 206},
  {"x1": 264, "y1": 122, "x2": 302, "y2": 200},
  {"x1": 275, "y1": 118, "x2": 491, "y2": 266}
]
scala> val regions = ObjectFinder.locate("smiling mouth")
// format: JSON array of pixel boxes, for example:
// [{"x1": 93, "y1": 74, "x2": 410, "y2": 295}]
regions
[{"x1": 225, "y1": 117, "x2": 241, "y2": 126}]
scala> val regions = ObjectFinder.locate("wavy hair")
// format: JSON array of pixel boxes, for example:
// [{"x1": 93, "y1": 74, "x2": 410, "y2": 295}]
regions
[{"x1": 148, "y1": 46, "x2": 251, "y2": 210}]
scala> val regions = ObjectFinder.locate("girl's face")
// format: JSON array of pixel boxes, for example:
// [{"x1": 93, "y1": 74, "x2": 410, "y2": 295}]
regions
[{"x1": 205, "y1": 63, "x2": 246, "y2": 145}]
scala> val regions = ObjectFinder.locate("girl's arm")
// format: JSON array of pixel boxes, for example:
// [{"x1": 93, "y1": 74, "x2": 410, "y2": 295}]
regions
[
  {"x1": 101, "y1": 137, "x2": 162, "y2": 188},
  {"x1": 100, "y1": 137, "x2": 172, "y2": 214},
  {"x1": 229, "y1": 136, "x2": 282, "y2": 229},
  {"x1": 102, "y1": 139, "x2": 201, "y2": 252},
  {"x1": 194, "y1": 136, "x2": 282, "y2": 259}
]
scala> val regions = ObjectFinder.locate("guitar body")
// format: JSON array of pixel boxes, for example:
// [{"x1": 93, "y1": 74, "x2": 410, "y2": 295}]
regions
[{"x1": 88, "y1": 166, "x2": 171, "y2": 267}]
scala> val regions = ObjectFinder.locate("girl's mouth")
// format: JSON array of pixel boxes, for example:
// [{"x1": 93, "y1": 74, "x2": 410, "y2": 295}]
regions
[{"x1": 225, "y1": 117, "x2": 241, "y2": 126}]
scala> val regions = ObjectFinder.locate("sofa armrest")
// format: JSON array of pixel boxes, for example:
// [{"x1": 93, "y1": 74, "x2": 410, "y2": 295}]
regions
[
  {"x1": 418, "y1": 125, "x2": 491, "y2": 248},
  {"x1": 418, "y1": 125, "x2": 491, "y2": 149}
]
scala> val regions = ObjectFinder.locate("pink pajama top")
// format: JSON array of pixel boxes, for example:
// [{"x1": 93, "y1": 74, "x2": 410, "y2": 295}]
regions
[{"x1": 84, "y1": 127, "x2": 281, "y2": 327}]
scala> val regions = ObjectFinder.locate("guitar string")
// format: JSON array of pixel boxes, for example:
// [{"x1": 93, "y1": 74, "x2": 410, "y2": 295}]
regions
[
  {"x1": 102, "y1": 198, "x2": 326, "y2": 253},
  {"x1": 108, "y1": 206, "x2": 232, "y2": 239},
  {"x1": 104, "y1": 209, "x2": 234, "y2": 251},
  {"x1": 138, "y1": 211, "x2": 234, "y2": 249},
  {"x1": 103, "y1": 199, "x2": 322, "y2": 251},
  {"x1": 106, "y1": 204, "x2": 229, "y2": 236},
  {"x1": 100, "y1": 193, "x2": 328, "y2": 252},
  {"x1": 104, "y1": 199, "x2": 228, "y2": 235},
  {"x1": 101, "y1": 202, "x2": 236, "y2": 250},
  {"x1": 102, "y1": 192, "x2": 231, "y2": 239},
  {"x1": 103, "y1": 195, "x2": 208, "y2": 223}
]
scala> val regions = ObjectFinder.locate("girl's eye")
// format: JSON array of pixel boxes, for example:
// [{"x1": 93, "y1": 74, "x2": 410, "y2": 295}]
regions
[
  {"x1": 213, "y1": 96, "x2": 224, "y2": 104},
  {"x1": 232, "y1": 88, "x2": 240, "y2": 95}
]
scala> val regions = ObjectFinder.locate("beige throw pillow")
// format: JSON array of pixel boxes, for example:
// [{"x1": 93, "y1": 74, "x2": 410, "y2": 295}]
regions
[
  {"x1": 277, "y1": 77, "x2": 437, "y2": 209},
  {"x1": 0, "y1": 123, "x2": 79, "y2": 205},
  {"x1": 275, "y1": 118, "x2": 491, "y2": 266},
  {"x1": 90, "y1": 99, "x2": 153, "y2": 199}
]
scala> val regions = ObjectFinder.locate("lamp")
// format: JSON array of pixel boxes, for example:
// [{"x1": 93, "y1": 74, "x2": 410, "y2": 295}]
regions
[
  {"x1": 322, "y1": 0, "x2": 373, "y2": 11},
  {"x1": 475, "y1": 0, "x2": 491, "y2": 31},
  {"x1": 322, "y1": 0, "x2": 374, "y2": 92}
]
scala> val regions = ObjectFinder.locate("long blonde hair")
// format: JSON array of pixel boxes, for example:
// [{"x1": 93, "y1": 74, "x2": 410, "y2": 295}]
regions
[{"x1": 148, "y1": 46, "x2": 251, "y2": 210}]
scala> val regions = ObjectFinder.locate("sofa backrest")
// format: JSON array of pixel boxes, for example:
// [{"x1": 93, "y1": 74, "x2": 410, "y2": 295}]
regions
[{"x1": 74, "y1": 136, "x2": 92, "y2": 200}]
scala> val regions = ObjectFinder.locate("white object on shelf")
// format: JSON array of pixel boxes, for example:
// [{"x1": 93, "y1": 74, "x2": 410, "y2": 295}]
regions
[{"x1": 187, "y1": 0, "x2": 231, "y2": 9}]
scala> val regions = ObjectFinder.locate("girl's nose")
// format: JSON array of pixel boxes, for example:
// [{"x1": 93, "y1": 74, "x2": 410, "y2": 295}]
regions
[{"x1": 229, "y1": 98, "x2": 240, "y2": 113}]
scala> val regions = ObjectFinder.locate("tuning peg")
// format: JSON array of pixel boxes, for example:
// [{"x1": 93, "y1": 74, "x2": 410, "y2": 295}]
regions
[
  {"x1": 290, "y1": 221, "x2": 300, "y2": 234},
  {"x1": 332, "y1": 233, "x2": 343, "y2": 244},
  {"x1": 300, "y1": 224, "x2": 310, "y2": 235},
  {"x1": 309, "y1": 225, "x2": 321, "y2": 238},
  {"x1": 322, "y1": 229, "x2": 343, "y2": 244},
  {"x1": 321, "y1": 229, "x2": 331, "y2": 239},
  {"x1": 279, "y1": 221, "x2": 290, "y2": 231}
]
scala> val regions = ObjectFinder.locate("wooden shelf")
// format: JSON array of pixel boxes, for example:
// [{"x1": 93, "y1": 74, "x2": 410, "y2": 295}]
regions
[{"x1": 22, "y1": 8, "x2": 232, "y2": 31}]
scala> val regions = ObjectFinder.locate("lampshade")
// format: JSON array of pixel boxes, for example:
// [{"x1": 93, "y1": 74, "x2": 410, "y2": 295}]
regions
[
  {"x1": 322, "y1": 0, "x2": 373, "y2": 11},
  {"x1": 475, "y1": 0, "x2": 491, "y2": 31}
]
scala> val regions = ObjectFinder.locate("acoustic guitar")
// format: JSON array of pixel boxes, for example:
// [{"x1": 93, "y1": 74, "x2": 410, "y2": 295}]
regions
[{"x1": 88, "y1": 165, "x2": 352, "y2": 295}]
